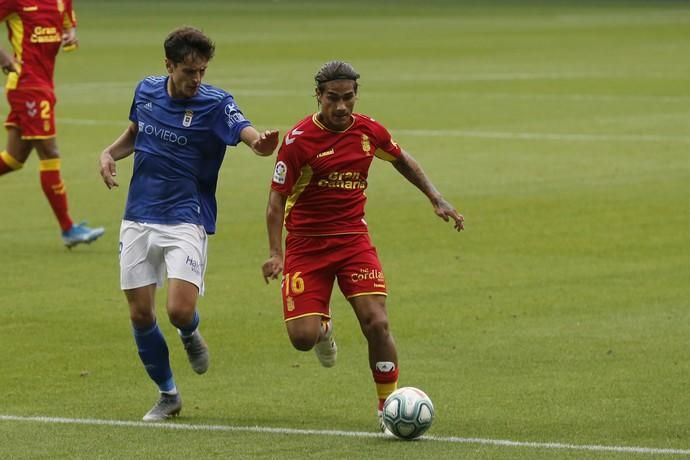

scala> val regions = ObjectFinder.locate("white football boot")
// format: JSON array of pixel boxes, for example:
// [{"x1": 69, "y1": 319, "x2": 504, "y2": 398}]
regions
[
  {"x1": 314, "y1": 319, "x2": 337, "y2": 367},
  {"x1": 378, "y1": 409, "x2": 395, "y2": 437}
]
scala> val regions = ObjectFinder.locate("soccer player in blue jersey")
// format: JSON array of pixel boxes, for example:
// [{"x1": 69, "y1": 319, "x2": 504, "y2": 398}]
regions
[{"x1": 98, "y1": 26, "x2": 279, "y2": 421}]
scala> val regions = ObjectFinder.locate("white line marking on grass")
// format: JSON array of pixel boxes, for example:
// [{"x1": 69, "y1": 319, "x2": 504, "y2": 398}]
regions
[
  {"x1": 54, "y1": 71, "x2": 690, "y2": 88},
  {"x1": 428, "y1": 91, "x2": 690, "y2": 104},
  {"x1": 60, "y1": 118, "x2": 121, "y2": 126},
  {"x1": 387, "y1": 72, "x2": 646, "y2": 82},
  {"x1": 58, "y1": 118, "x2": 690, "y2": 144},
  {"x1": 1, "y1": 415, "x2": 689, "y2": 456},
  {"x1": 393, "y1": 129, "x2": 690, "y2": 144},
  {"x1": 423, "y1": 434, "x2": 690, "y2": 456}
]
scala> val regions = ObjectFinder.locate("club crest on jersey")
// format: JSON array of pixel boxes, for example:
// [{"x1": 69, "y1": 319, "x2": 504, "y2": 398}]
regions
[
  {"x1": 183, "y1": 110, "x2": 193, "y2": 127},
  {"x1": 361, "y1": 134, "x2": 371, "y2": 156},
  {"x1": 273, "y1": 161, "x2": 287, "y2": 184}
]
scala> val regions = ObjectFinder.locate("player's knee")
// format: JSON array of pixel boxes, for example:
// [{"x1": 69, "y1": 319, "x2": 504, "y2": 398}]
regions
[
  {"x1": 286, "y1": 317, "x2": 321, "y2": 351},
  {"x1": 130, "y1": 309, "x2": 156, "y2": 328},
  {"x1": 167, "y1": 307, "x2": 195, "y2": 328},
  {"x1": 34, "y1": 142, "x2": 60, "y2": 159},
  {"x1": 288, "y1": 330, "x2": 319, "y2": 351},
  {"x1": 361, "y1": 314, "x2": 390, "y2": 341},
  {"x1": 290, "y1": 334, "x2": 318, "y2": 351}
]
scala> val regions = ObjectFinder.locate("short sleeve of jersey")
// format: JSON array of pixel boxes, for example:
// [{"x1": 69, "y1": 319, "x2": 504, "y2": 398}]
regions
[
  {"x1": 128, "y1": 81, "x2": 143, "y2": 124},
  {"x1": 212, "y1": 97, "x2": 252, "y2": 147},
  {"x1": 63, "y1": 0, "x2": 77, "y2": 28},
  {"x1": 0, "y1": 1, "x2": 17, "y2": 22},
  {"x1": 270, "y1": 135, "x2": 305, "y2": 195},
  {"x1": 370, "y1": 119, "x2": 402, "y2": 162}
]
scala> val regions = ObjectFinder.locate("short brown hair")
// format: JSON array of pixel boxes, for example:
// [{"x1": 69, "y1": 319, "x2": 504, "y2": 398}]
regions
[{"x1": 164, "y1": 26, "x2": 215, "y2": 64}]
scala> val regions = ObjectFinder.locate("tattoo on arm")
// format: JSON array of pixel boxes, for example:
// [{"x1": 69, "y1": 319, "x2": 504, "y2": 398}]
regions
[{"x1": 393, "y1": 153, "x2": 440, "y2": 200}]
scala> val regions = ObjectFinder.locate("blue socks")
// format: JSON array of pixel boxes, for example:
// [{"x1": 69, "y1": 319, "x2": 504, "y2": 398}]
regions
[{"x1": 132, "y1": 322, "x2": 175, "y2": 393}]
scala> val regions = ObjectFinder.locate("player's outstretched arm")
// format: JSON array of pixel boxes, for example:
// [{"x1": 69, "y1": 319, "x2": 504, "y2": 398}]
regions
[
  {"x1": 99, "y1": 122, "x2": 137, "y2": 189},
  {"x1": 240, "y1": 126, "x2": 279, "y2": 157},
  {"x1": 392, "y1": 150, "x2": 465, "y2": 231},
  {"x1": 262, "y1": 189, "x2": 287, "y2": 283}
]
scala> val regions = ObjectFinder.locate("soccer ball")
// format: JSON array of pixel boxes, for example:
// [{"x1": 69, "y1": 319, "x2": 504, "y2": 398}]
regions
[{"x1": 382, "y1": 387, "x2": 435, "y2": 440}]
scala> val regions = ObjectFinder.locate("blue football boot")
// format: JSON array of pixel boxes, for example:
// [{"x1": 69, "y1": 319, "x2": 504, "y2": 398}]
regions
[{"x1": 62, "y1": 222, "x2": 105, "y2": 248}]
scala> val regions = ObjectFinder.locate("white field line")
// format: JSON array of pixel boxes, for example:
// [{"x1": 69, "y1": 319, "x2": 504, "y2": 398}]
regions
[
  {"x1": 382, "y1": 72, "x2": 690, "y2": 82},
  {"x1": 58, "y1": 117, "x2": 690, "y2": 144},
  {"x1": 1, "y1": 414, "x2": 689, "y2": 456},
  {"x1": 51, "y1": 72, "x2": 690, "y2": 87},
  {"x1": 393, "y1": 129, "x2": 690, "y2": 144},
  {"x1": 52, "y1": 86, "x2": 690, "y2": 104}
]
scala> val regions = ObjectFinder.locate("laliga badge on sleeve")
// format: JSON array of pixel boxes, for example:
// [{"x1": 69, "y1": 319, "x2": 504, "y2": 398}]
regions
[{"x1": 273, "y1": 161, "x2": 287, "y2": 184}]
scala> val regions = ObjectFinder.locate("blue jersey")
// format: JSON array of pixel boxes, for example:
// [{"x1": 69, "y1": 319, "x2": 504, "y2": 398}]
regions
[{"x1": 124, "y1": 76, "x2": 252, "y2": 234}]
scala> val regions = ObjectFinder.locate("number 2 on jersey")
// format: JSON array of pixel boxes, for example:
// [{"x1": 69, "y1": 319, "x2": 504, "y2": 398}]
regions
[{"x1": 40, "y1": 100, "x2": 51, "y2": 120}]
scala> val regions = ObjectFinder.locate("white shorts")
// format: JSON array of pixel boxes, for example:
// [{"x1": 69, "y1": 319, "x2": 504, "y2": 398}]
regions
[{"x1": 119, "y1": 220, "x2": 208, "y2": 294}]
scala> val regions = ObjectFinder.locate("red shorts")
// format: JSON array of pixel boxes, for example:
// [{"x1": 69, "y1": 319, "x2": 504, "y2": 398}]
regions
[
  {"x1": 282, "y1": 233, "x2": 387, "y2": 321},
  {"x1": 4, "y1": 87, "x2": 57, "y2": 139}
]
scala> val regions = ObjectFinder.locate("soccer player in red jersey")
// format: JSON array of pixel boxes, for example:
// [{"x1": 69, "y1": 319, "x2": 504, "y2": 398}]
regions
[
  {"x1": 261, "y1": 60, "x2": 464, "y2": 432},
  {"x1": 0, "y1": 0, "x2": 104, "y2": 248}
]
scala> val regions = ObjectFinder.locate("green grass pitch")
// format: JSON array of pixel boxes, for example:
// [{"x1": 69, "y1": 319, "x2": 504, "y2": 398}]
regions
[{"x1": 1, "y1": 1, "x2": 689, "y2": 458}]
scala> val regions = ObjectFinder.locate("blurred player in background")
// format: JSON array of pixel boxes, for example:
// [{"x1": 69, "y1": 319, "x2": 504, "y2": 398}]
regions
[
  {"x1": 99, "y1": 26, "x2": 278, "y2": 422},
  {"x1": 261, "y1": 60, "x2": 464, "y2": 432},
  {"x1": 0, "y1": 0, "x2": 104, "y2": 248}
]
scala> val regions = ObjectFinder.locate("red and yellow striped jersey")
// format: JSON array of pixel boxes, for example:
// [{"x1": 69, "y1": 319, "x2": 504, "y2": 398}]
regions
[
  {"x1": 1, "y1": 0, "x2": 77, "y2": 91},
  {"x1": 271, "y1": 113, "x2": 402, "y2": 236}
]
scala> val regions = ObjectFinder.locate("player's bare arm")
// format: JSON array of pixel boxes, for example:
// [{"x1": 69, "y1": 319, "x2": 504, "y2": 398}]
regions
[
  {"x1": 262, "y1": 189, "x2": 287, "y2": 283},
  {"x1": 240, "y1": 126, "x2": 279, "y2": 157},
  {"x1": 99, "y1": 122, "x2": 138, "y2": 189},
  {"x1": 392, "y1": 150, "x2": 465, "y2": 231},
  {"x1": 0, "y1": 46, "x2": 17, "y2": 74}
]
